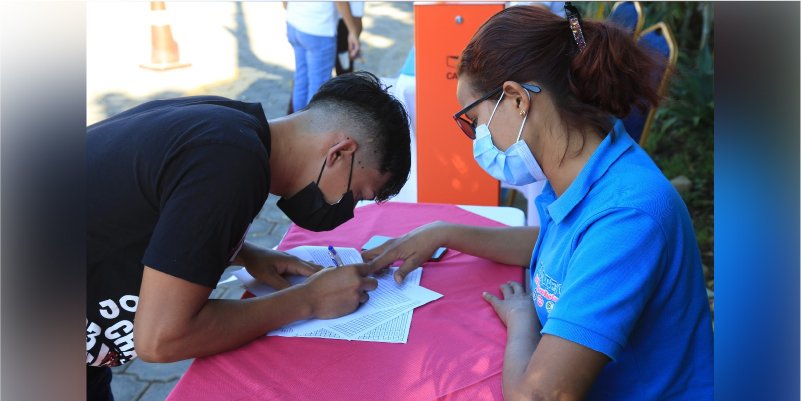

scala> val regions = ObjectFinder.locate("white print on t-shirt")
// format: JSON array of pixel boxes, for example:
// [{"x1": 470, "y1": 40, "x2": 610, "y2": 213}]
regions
[
  {"x1": 533, "y1": 266, "x2": 561, "y2": 315},
  {"x1": 86, "y1": 294, "x2": 139, "y2": 367}
]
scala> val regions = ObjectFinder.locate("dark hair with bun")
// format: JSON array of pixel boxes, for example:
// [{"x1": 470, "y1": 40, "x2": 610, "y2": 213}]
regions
[{"x1": 459, "y1": 5, "x2": 663, "y2": 147}]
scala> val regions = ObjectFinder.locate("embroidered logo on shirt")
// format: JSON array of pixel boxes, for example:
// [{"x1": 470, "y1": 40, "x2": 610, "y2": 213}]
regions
[{"x1": 533, "y1": 266, "x2": 561, "y2": 315}]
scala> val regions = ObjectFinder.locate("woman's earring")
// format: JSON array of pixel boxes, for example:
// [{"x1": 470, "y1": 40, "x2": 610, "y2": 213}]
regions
[{"x1": 520, "y1": 110, "x2": 526, "y2": 117}]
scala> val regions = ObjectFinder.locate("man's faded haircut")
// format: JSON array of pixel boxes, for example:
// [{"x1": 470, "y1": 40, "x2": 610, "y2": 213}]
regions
[{"x1": 305, "y1": 71, "x2": 412, "y2": 202}]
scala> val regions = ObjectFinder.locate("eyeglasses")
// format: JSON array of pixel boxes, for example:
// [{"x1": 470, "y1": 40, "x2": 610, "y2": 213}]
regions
[{"x1": 452, "y1": 83, "x2": 541, "y2": 139}]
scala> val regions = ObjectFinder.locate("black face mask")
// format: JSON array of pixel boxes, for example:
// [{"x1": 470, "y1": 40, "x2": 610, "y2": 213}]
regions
[{"x1": 277, "y1": 154, "x2": 356, "y2": 232}]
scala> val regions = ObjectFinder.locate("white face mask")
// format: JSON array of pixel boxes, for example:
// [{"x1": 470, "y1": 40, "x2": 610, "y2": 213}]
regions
[{"x1": 472, "y1": 91, "x2": 546, "y2": 185}]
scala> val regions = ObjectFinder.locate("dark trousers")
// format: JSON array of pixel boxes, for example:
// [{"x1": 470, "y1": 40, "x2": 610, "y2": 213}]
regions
[{"x1": 87, "y1": 366, "x2": 114, "y2": 401}]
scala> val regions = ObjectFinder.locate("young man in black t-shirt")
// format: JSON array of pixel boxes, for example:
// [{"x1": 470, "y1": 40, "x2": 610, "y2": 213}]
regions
[{"x1": 86, "y1": 72, "x2": 411, "y2": 400}]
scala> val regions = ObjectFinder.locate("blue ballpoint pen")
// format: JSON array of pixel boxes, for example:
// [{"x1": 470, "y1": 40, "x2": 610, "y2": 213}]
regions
[{"x1": 327, "y1": 245, "x2": 344, "y2": 267}]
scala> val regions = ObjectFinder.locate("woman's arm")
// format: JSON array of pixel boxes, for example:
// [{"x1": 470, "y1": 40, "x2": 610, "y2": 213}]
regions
[
  {"x1": 484, "y1": 281, "x2": 542, "y2": 395},
  {"x1": 438, "y1": 223, "x2": 538, "y2": 266},
  {"x1": 485, "y1": 281, "x2": 609, "y2": 401},
  {"x1": 362, "y1": 221, "x2": 538, "y2": 283}
]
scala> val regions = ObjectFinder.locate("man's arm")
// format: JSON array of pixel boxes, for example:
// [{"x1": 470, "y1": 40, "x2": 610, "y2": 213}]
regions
[
  {"x1": 134, "y1": 264, "x2": 376, "y2": 363},
  {"x1": 232, "y1": 241, "x2": 321, "y2": 290},
  {"x1": 230, "y1": 241, "x2": 256, "y2": 267}
]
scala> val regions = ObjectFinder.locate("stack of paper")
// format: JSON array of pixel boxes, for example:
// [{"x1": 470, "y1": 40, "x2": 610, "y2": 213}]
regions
[{"x1": 232, "y1": 246, "x2": 442, "y2": 343}]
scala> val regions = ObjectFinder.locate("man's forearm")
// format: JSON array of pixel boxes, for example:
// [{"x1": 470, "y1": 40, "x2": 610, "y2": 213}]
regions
[
  {"x1": 231, "y1": 241, "x2": 261, "y2": 267},
  {"x1": 136, "y1": 285, "x2": 311, "y2": 362},
  {"x1": 436, "y1": 224, "x2": 539, "y2": 267}
]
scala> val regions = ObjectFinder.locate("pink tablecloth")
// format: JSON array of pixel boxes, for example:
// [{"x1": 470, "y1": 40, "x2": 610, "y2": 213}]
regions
[{"x1": 168, "y1": 202, "x2": 524, "y2": 401}]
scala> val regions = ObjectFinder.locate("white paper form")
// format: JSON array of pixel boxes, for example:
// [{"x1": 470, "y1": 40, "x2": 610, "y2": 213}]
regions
[
  {"x1": 278, "y1": 268, "x2": 440, "y2": 342},
  {"x1": 326, "y1": 287, "x2": 441, "y2": 339},
  {"x1": 234, "y1": 246, "x2": 420, "y2": 311},
  {"x1": 261, "y1": 268, "x2": 440, "y2": 339},
  {"x1": 288, "y1": 268, "x2": 425, "y2": 342},
  {"x1": 233, "y1": 258, "x2": 442, "y2": 343},
  {"x1": 354, "y1": 311, "x2": 413, "y2": 343},
  {"x1": 285, "y1": 246, "x2": 362, "y2": 267},
  {"x1": 231, "y1": 246, "x2": 363, "y2": 296}
]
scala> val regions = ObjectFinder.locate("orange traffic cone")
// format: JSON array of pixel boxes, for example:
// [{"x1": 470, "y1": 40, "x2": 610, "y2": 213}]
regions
[{"x1": 140, "y1": 1, "x2": 190, "y2": 71}]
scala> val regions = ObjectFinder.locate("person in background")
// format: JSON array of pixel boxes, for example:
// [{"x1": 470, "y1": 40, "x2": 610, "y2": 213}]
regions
[
  {"x1": 335, "y1": 1, "x2": 364, "y2": 76},
  {"x1": 284, "y1": 2, "x2": 361, "y2": 113},
  {"x1": 364, "y1": 5, "x2": 713, "y2": 400}
]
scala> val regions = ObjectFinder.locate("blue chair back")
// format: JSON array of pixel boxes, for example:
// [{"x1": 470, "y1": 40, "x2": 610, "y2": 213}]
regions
[
  {"x1": 399, "y1": 47, "x2": 415, "y2": 77},
  {"x1": 622, "y1": 22, "x2": 678, "y2": 146},
  {"x1": 607, "y1": 1, "x2": 644, "y2": 37}
]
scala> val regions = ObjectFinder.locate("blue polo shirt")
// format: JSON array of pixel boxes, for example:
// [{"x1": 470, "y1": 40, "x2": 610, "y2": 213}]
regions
[{"x1": 530, "y1": 120, "x2": 713, "y2": 400}]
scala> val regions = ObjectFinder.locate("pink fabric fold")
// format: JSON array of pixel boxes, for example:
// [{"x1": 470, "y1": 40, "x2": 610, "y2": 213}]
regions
[{"x1": 168, "y1": 202, "x2": 523, "y2": 401}]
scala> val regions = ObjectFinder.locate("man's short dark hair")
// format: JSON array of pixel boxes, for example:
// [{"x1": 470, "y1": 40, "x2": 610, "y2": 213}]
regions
[{"x1": 306, "y1": 71, "x2": 411, "y2": 202}]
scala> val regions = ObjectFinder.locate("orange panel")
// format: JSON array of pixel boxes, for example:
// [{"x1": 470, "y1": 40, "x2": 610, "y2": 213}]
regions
[{"x1": 415, "y1": 2, "x2": 504, "y2": 206}]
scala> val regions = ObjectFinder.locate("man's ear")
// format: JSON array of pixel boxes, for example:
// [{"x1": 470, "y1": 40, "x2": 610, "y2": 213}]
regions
[{"x1": 325, "y1": 137, "x2": 359, "y2": 167}]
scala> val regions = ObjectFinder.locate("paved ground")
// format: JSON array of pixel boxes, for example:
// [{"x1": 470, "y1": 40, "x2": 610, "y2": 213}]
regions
[{"x1": 87, "y1": 2, "x2": 414, "y2": 400}]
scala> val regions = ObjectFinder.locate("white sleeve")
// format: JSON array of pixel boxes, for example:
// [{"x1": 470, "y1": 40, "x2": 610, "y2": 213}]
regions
[{"x1": 349, "y1": 2, "x2": 365, "y2": 17}]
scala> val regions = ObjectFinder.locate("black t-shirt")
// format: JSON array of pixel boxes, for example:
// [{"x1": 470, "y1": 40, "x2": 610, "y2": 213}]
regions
[{"x1": 86, "y1": 96, "x2": 271, "y2": 367}]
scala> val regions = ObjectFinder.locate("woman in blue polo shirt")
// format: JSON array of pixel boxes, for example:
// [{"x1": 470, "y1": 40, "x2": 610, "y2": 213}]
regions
[{"x1": 363, "y1": 5, "x2": 713, "y2": 401}]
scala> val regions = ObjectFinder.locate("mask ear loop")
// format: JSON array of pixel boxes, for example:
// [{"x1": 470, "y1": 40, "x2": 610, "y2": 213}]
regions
[
  {"x1": 515, "y1": 88, "x2": 533, "y2": 142},
  {"x1": 486, "y1": 92, "x2": 505, "y2": 128},
  {"x1": 315, "y1": 157, "x2": 327, "y2": 184},
  {"x1": 332, "y1": 154, "x2": 356, "y2": 205},
  {"x1": 346, "y1": 153, "x2": 354, "y2": 190},
  {"x1": 319, "y1": 153, "x2": 355, "y2": 205}
]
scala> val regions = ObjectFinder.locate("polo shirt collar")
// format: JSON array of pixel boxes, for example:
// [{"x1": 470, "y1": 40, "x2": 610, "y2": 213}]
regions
[{"x1": 544, "y1": 119, "x2": 634, "y2": 224}]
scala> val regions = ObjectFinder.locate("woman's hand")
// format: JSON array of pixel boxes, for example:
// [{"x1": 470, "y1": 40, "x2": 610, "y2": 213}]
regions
[
  {"x1": 361, "y1": 221, "x2": 447, "y2": 283},
  {"x1": 483, "y1": 281, "x2": 536, "y2": 327}
]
